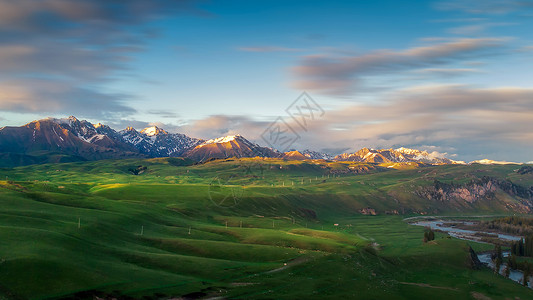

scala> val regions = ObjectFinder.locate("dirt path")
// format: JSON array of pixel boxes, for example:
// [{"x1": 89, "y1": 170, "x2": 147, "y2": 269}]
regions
[
  {"x1": 265, "y1": 256, "x2": 310, "y2": 274},
  {"x1": 399, "y1": 282, "x2": 459, "y2": 291}
]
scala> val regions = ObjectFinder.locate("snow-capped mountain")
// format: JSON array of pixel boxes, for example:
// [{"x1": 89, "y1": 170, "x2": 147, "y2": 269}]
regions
[
  {"x1": 120, "y1": 126, "x2": 202, "y2": 157},
  {"x1": 47, "y1": 116, "x2": 135, "y2": 151},
  {"x1": 282, "y1": 150, "x2": 334, "y2": 160},
  {"x1": 470, "y1": 159, "x2": 520, "y2": 165},
  {"x1": 335, "y1": 147, "x2": 455, "y2": 164},
  {"x1": 185, "y1": 134, "x2": 280, "y2": 161},
  {"x1": 0, "y1": 116, "x2": 142, "y2": 164},
  {"x1": 0, "y1": 116, "x2": 203, "y2": 166},
  {"x1": 302, "y1": 150, "x2": 334, "y2": 160},
  {"x1": 140, "y1": 126, "x2": 168, "y2": 136},
  {"x1": 1, "y1": 115, "x2": 517, "y2": 167}
]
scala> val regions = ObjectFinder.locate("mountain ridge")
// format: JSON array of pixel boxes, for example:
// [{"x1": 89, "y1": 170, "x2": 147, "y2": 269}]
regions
[{"x1": 0, "y1": 116, "x2": 526, "y2": 167}]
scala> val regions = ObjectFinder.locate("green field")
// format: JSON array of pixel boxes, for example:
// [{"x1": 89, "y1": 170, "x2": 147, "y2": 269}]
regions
[{"x1": 0, "y1": 158, "x2": 532, "y2": 299}]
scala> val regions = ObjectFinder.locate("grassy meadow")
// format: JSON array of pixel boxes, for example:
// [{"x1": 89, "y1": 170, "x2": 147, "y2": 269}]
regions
[{"x1": 0, "y1": 158, "x2": 532, "y2": 299}]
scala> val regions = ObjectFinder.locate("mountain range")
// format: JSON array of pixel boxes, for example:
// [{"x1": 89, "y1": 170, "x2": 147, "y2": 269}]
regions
[{"x1": 0, "y1": 116, "x2": 510, "y2": 167}]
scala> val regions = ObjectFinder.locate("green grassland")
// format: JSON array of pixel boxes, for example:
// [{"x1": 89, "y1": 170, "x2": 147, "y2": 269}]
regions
[{"x1": 0, "y1": 158, "x2": 532, "y2": 299}]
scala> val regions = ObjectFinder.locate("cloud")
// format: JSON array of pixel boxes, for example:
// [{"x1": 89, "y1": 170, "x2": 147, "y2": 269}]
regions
[
  {"x1": 410, "y1": 68, "x2": 482, "y2": 76},
  {"x1": 287, "y1": 85, "x2": 533, "y2": 162},
  {"x1": 291, "y1": 38, "x2": 505, "y2": 96},
  {"x1": 177, "y1": 115, "x2": 272, "y2": 140},
  {"x1": 0, "y1": 0, "x2": 203, "y2": 120},
  {"x1": 165, "y1": 85, "x2": 531, "y2": 160},
  {"x1": 0, "y1": 79, "x2": 134, "y2": 119},
  {"x1": 448, "y1": 22, "x2": 516, "y2": 35},
  {"x1": 436, "y1": 0, "x2": 533, "y2": 15},
  {"x1": 96, "y1": 84, "x2": 533, "y2": 162},
  {"x1": 238, "y1": 46, "x2": 302, "y2": 52},
  {"x1": 518, "y1": 45, "x2": 533, "y2": 52},
  {"x1": 147, "y1": 110, "x2": 180, "y2": 119}
]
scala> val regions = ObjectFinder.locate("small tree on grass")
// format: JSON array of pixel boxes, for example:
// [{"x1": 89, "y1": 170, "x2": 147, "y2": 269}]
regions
[{"x1": 423, "y1": 228, "x2": 435, "y2": 243}]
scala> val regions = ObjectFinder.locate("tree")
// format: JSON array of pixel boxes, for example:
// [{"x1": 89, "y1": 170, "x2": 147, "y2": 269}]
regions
[
  {"x1": 509, "y1": 253, "x2": 518, "y2": 269},
  {"x1": 423, "y1": 228, "x2": 435, "y2": 243},
  {"x1": 522, "y1": 262, "x2": 531, "y2": 287},
  {"x1": 504, "y1": 265, "x2": 510, "y2": 278},
  {"x1": 493, "y1": 244, "x2": 503, "y2": 261},
  {"x1": 496, "y1": 245, "x2": 503, "y2": 261},
  {"x1": 512, "y1": 242, "x2": 519, "y2": 256},
  {"x1": 526, "y1": 234, "x2": 533, "y2": 257},
  {"x1": 494, "y1": 257, "x2": 502, "y2": 274},
  {"x1": 523, "y1": 268, "x2": 529, "y2": 286}
]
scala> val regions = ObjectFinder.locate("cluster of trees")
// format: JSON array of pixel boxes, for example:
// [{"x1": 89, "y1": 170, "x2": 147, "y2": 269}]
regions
[
  {"x1": 492, "y1": 244, "x2": 533, "y2": 286},
  {"x1": 506, "y1": 253, "x2": 533, "y2": 286},
  {"x1": 479, "y1": 217, "x2": 533, "y2": 236},
  {"x1": 510, "y1": 235, "x2": 533, "y2": 257},
  {"x1": 423, "y1": 228, "x2": 435, "y2": 243},
  {"x1": 492, "y1": 245, "x2": 504, "y2": 275}
]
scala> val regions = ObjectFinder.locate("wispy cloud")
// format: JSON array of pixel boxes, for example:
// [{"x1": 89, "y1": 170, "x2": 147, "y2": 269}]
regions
[
  {"x1": 291, "y1": 38, "x2": 506, "y2": 96},
  {"x1": 238, "y1": 46, "x2": 302, "y2": 52},
  {"x1": 448, "y1": 22, "x2": 516, "y2": 35},
  {"x1": 177, "y1": 85, "x2": 533, "y2": 161},
  {"x1": 518, "y1": 45, "x2": 533, "y2": 52},
  {"x1": 0, "y1": 79, "x2": 134, "y2": 119},
  {"x1": 410, "y1": 68, "x2": 483, "y2": 77},
  {"x1": 178, "y1": 115, "x2": 271, "y2": 140},
  {"x1": 147, "y1": 110, "x2": 180, "y2": 119},
  {"x1": 98, "y1": 84, "x2": 533, "y2": 162},
  {"x1": 436, "y1": 0, "x2": 533, "y2": 15},
  {"x1": 290, "y1": 85, "x2": 533, "y2": 161},
  {"x1": 0, "y1": 0, "x2": 203, "y2": 120}
]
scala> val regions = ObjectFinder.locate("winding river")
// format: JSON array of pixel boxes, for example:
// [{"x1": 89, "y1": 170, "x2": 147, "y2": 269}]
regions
[{"x1": 411, "y1": 219, "x2": 531, "y2": 288}]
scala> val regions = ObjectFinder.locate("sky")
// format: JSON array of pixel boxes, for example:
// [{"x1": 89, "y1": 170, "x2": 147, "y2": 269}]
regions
[{"x1": 1, "y1": 0, "x2": 533, "y2": 162}]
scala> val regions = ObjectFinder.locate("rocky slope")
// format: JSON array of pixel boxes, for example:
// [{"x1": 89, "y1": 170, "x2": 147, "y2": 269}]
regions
[
  {"x1": 0, "y1": 116, "x2": 203, "y2": 166},
  {"x1": 416, "y1": 177, "x2": 533, "y2": 213},
  {"x1": 282, "y1": 150, "x2": 308, "y2": 160},
  {"x1": 184, "y1": 135, "x2": 280, "y2": 161},
  {"x1": 120, "y1": 126, "x2": 202, "y2": 157},
  {"x1": 0, "y1": 116, "x2": 141, "y2": 163},
  {"x1": 335, "y1": 147, "x2": 455, "y2": 164}
]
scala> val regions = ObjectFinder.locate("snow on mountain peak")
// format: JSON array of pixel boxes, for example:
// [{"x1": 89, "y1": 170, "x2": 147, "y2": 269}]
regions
[
  {"x1": 47, "y1": 117, "x2": 75, "y2": 126},
  {"x1": 141, "y1": 126, "x2": 168, "y2": 136},
  {"x1": 202, "y1": 134, "x2": 242, "y2": 145},
  {"x1": 395, "y1": 147, "x2": 426, "y2": 156},
  {"x1": 124, "y1": 126, "x2": 137, "y2": 132},
  {"x1": 470, "y1": 159, "x2": 519, "y2": 165}
]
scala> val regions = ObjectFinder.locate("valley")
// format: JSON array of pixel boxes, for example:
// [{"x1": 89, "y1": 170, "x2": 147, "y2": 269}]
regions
[
  {"x1": 1, "y1": 157, "x2": 533, "y2": 299},
  {"x1": 3, "y1": 1, "x2": 533, "y2": 299}
]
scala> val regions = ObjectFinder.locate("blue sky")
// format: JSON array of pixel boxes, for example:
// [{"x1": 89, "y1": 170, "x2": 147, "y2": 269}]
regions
[{"x1": 1, "y1": 0, "x2": 533, "y2": 162}]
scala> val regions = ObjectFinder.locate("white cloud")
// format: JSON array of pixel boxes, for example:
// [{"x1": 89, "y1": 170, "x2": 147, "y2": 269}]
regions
[{"x1": 291, "y1": 38, "x2": 505, "y2": 96}]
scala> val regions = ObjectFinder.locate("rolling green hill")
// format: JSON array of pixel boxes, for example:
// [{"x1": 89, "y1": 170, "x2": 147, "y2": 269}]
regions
[{"x1": 0, "y1": 158, "x2": 532, "y2": 299}]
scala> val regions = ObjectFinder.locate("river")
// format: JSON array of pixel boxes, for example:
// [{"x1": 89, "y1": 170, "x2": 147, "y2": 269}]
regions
[
  {"x1": 411, "y1": 219, "x2": 531, "y2": 288},
  {"x1": 413, "y1": 220, "x2": 522, "y2": 242}
]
